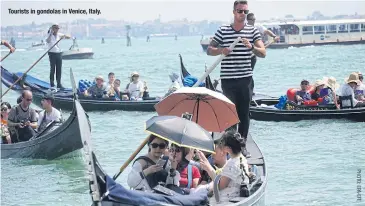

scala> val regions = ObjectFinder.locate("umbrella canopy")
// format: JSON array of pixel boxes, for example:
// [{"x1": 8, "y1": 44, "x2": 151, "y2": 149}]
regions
[
  {"x1": 145, "y1": 115, "x2": 215, "y2": 153},
  {"x1": 154, "y1": 87, "x2": 239, "y2": 132}
]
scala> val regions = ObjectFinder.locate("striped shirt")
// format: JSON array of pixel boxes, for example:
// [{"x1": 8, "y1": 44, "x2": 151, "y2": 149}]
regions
[{"x1": 213, "y1": 24, "x2": 261, "y2": 79}]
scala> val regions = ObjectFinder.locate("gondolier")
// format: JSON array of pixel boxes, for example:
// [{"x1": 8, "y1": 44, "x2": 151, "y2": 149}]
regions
[
  {"x1": 247, "y1": 13, "x2": 279, "y2": 71},
  {"x1": 1, "y1": 40, "x2": 15, "y2": 53},
  {"x1": 46, "y1": 23, "x2": 71, "y2": 89},
  {"x1": 207, "y1": 0, "x2": 266, "y2": 153}
]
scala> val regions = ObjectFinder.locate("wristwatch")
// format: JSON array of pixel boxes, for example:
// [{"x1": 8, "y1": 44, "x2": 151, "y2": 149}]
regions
[{"x1": 250, "y1": 44, "x2": 255, "y2": 51}]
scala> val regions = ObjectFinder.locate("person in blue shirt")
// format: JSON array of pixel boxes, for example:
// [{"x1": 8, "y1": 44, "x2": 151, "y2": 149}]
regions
[{"x1": 295, "y1": 80, "x2": 312, "y2": 103}]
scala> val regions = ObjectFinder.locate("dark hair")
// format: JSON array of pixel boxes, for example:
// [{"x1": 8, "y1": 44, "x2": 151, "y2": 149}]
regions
[
  {"x1": 115, "y1": 79, "x2": 121, "y2": 83},
  {"x1": 247, "y1": 13, "x2": 255, "y2": 20},
  {"x1": 171, "y1": 143, "x2": 190, "y2": 172},
  {"x1": 108, "y1": 72, "x2": 115, "y2": 77},
  {"x1": 17, "y1": 96, "x2": 22, "y2": 104},
  {"x1": 221, "y1": 130, "x2": 245, "y2": 155},
  {"x1": 301, "y1": 80, "x2": 309, "y2": 85},
  {"x1": 233, "y1": 0, "x2": 248, "y2": 10},
  {"x1": 1, "y1": 102, "x2": 11, "y2": 110}
]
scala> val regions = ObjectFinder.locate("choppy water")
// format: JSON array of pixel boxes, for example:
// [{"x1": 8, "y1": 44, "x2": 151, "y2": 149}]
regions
[{"x1": 1, "y1": 37, "x2": 365, "y2": 206}]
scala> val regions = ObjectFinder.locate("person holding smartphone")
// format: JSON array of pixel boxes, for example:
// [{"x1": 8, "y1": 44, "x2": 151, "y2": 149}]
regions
[
  {"x1": 45, "y1": 24, "x2": 71, "y2": 89},
  {"x1": 127, "y1": 135, "x2": 180, "y2": 191}
]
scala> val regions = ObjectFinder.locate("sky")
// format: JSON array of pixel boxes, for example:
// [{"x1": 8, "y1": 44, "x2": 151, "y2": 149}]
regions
[{"x1": 1, "y1": 0, "x2": 365, "y2": 27}]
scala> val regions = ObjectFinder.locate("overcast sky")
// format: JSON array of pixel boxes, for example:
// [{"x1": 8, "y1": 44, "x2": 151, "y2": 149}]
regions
[{"x1": 1, "y1": 0, "x2": 365, "y2": 27}]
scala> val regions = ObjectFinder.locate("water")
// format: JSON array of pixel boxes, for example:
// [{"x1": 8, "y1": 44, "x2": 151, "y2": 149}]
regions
[{"x1": 1, "y1": 37, "x2": 365, "y2": 206}]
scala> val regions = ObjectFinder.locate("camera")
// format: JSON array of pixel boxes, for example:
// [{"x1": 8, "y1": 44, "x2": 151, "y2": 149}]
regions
[{"x1": 239, "y1": 183, "x2": 250, "y2": 197}]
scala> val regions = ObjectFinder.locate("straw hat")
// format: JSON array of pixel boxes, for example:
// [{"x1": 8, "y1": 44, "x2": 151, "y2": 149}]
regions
[
  {"x1": 323, "y1": 76, "x2": 340, "y2": 91},
  {"x1": 131, "y1": 71, "x2": 139, "y2": 77},
  {"x1": 344, "y1": 72, "x2": 361, "y2": 85},
  {"x1": 95, "y1": 75, "x2": 104, "y2": 81},
  {"x1": 313, "y1": 79, "x2": 327, "y2": 88}
]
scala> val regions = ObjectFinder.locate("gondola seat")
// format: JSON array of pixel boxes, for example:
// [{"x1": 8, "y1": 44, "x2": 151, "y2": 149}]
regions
[{"x1": 339, "y1": 95, "x2": 353, "y2": 109}]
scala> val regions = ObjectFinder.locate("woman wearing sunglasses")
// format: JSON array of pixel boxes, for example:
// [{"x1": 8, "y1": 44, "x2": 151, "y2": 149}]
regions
[
  {"x1": 168, "y1": 144, "x2": 201, "y2": 190},
  {"x1": 1, "y1": 102, "x2": 12, "y2": 144},
  {"x1": 127, "y1": 134, "x2": 180, "y2": 191}
]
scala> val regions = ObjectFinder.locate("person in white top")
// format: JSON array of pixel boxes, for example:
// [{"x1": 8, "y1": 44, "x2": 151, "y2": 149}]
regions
[
  {"x1": 124, "y1": 72, "x2": 145, "y2": 100},
  {"x1": 127, "y1": 135, "x2": 180, "y2": 191},
  {"x1": 355, "y1": 72, "x2": 365, "y2": 101},
  {"x1": 246, "y1": 13, "x2": 279, "y2": 72},
  {"x1": 37, "y1": 94, "x2": 61, "y2": 132},
  {"x1": 339, "y1": 72, "x2": 365, "y2": 108},
  {"x1": 45, "y1": 24, "x2": 71, "y2": 89}
]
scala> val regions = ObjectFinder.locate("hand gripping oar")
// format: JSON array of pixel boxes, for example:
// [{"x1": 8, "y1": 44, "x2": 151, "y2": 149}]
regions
[
  {"x1": 0, "y1": 52, "x2": 12, "y2": 62},
  {"x1": 193, "y1": 37, "x2": 241, "y2": 87},
  {"x1": 113, "y1": 135, "x2": 150, "y2": 180},
  {"x1": 1, "y1": 37, "x2": 64, "y2": 98},
  {"x1": 264, "y1": 38, "x2": 276, "y2": 48}
]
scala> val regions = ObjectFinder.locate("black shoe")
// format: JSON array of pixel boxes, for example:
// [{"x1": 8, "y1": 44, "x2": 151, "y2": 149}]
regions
[
  {"x1": 57, "y1": 85, "x2": 65, "y2": 90},
  {"x1": 50, "y1": 83, "x2": 55, "y2": 88}
]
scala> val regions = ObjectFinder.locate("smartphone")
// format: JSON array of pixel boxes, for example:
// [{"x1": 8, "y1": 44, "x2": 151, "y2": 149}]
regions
[
  {"x1": 181, "y1": 113, "x2": 193, "y2": 121},
  {"x1": 156, "y1": 159, "x2": 167, "y2": 167}
]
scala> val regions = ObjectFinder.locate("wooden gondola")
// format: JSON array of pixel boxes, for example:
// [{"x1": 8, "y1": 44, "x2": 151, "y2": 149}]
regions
[
  {"x1": 75, "y1": 99, "x2": 267, "y2": 206},
  {"x1": 1, "y1": 67, "x2": 160, "y2": 112},
  {"x1": 250, "y1": 98, "x2": 365, "y2": 122},
  {"x1": 0, "y1": 88, "x2": 87, "y2": 160}
]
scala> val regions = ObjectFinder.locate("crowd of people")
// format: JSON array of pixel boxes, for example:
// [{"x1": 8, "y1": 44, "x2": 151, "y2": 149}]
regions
[
  {"x1": 82, "y1": 71, "x2": 149, "y2": 101},
  {"x1": 294, "y1": 72, "x2": 365, "y2": 108},
  {"x1": 1, "y1": 90, "x2": 61, "y2": 144},
  {"x1": 127, "y1": 130, "x2": 256, "y2": 203}
]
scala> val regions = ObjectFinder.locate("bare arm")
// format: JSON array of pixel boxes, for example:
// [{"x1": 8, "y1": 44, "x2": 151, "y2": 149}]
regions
[
  {"x1": 264, "y1": 29, "x2": 277, "y2": 38},
  {"x1": 1, "y1": 40, "x2": 15, "y2": 52},
  {"x1": 29, "y1": 122, "x2": 37, "y2": 129},
  {"x1": 207, "y1": 40, "x2": 222, "y2": 56},
  {"x1": 218, "y1": 176, "x2": 231, "y2": 190},
  {"x1": 252, "y1": 40, "x2": 266, "y2": 58}
]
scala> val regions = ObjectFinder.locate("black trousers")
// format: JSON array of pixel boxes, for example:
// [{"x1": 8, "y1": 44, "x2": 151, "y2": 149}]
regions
[
  {"x1": 221, "y1": 77, "x2": 253, "y2": 139},
  {"x1": 48, "y1": 52, "x2": 62, "y2": 87},
  {"x1": 10, "y1": 126, "x2": 36, "y2": 143},
  {"x1": 251, "y1": 55, "x2": 257, "y2": 90}
]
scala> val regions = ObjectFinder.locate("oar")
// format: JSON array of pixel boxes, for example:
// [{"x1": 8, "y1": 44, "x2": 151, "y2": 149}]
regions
[
  {"x1": 193, "y1": 37, "x2": 242, "y2": 87},
  {"x1": 113, "y1": 136, "x2": 150, "y2": 180},
  {"x1": 1, "y1": 37, "x2": 64, "y2": 98},
  {"x1": 264, "y1": 39, "x2": 276, "y2": 48},
  {"x1": 0, "y1": 52, "x2": 12, "y2": 62}
]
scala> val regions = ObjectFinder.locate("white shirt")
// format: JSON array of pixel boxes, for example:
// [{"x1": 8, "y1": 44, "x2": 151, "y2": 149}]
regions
[
  {"x1": 214, "y1": 154, "x2": 249, "y2": 203},
  {"x1": 255, "y1": 24, "x2": 267, "y2": 37},
  {"x1": 127, "y1": 160, "x2": 180, "y2": 191},
  {"x1": 47, "y1": 32, "x2": 64, "y2": 53},
  {"x1": 339, "y1": 84, "x2": 359, "y2": 107},
  {"x1": 37, "y1": 107, "x2": 61, "y2": 131},
  {"x1": 127, "y1": 80, "x2": 144, "y2": 99}
]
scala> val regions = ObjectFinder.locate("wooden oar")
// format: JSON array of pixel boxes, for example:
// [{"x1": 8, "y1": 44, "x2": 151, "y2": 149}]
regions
[
  {"x1": 264, "y1": 39, "x2": 276, "y2": 48},
  {"x1": 1, "y1": 37, "x2": 64, "y2": 98},
  {"x1": 0, "y1": 52, "x2": 12, "y2": 62},
  {"x1": 193, "y1": 37, "x2": 242, "y2": 87},
  {"x1": 113, "y1": 135, "x2": 150, "y2": 180}
]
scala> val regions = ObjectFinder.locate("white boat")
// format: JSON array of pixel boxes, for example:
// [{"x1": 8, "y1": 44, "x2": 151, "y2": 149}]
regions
[
  {"x1": 200, "y1": 36, "x2": 213, "y2": 51},
  {"x1": 262, "y1": 18, "x2": 365, "y2": 48},
  {"x1": 27, "y1": 41, "x2": 47, "y2": 51},
  {"x1": 62, "y1": 39, "x2": 94, "y2": 60}
]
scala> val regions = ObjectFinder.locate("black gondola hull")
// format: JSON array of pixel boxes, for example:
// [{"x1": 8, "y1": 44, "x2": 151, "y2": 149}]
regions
[
  {"x1": 250, "y1": 99, "x2": 365, "y2": 122},
  {"x1": 1, "y1": 101, "x2": 85, "y2": 159}
]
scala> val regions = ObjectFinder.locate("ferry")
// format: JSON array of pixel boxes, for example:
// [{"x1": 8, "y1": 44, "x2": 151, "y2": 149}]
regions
[{"x1": 262, "y1": 19, "x2": 365, "y2": 48}]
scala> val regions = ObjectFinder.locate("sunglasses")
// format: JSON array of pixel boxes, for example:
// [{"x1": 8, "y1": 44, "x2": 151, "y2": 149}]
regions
[
  {"x1": 236, "y1": 9, "x2": 249, "y2": 14},
  {"x1": 26, "y1": 98, "x2": 32, "y2": 102},
  {"x1": 301, "y1": 83, "x2": 309, "y2": 85},
  {"x1": 169, "y1": 148, "x2": 181, "y2": 153},
  {"x1": 151, "y1": 143, "x2": 166, "y2": 149},
  {"x1": 1, "y1": 107, "x2": 8, "y2": 112}
]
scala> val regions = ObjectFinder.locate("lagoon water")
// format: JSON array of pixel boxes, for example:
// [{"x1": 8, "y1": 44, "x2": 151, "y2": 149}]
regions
[{"x1": 1, "y1": 37, "x2": 365, "y2": 206}]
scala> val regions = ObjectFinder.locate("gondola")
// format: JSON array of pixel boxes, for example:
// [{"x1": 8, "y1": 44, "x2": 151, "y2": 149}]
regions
[
  {"x1": 0, "y1": 93, "x2": 86, "y2": 159},
  {"x1": 1, "y1": 67, "x2": 160, "y2": 112},
  {"x1": 178, "y1": 54, "x2": 275, "y2": 100},
  {"x1": 76, "y1": 98, "x2": 267, "y2": 206},
  {"x1": 250, "y1": 98, "x2": 365, "y2": 122}
]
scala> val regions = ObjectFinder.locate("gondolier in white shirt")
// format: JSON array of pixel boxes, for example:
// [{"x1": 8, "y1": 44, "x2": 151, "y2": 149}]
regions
[
  {"x1": 246, "y1": 13, "x2": 279, "y2": 72},
  {"x1": 45, "y1": 24, "x2": 72, "y2": 89}
]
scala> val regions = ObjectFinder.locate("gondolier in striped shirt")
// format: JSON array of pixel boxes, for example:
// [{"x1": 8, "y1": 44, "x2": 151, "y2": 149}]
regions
[{"x1": 207, "y1": 0, "x2": 266, "y2": 154}]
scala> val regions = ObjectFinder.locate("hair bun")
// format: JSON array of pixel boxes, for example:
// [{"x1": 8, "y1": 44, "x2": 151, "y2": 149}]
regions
[{"x1": 233, "y1": 133, "x2": 246, "y2": 147}]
